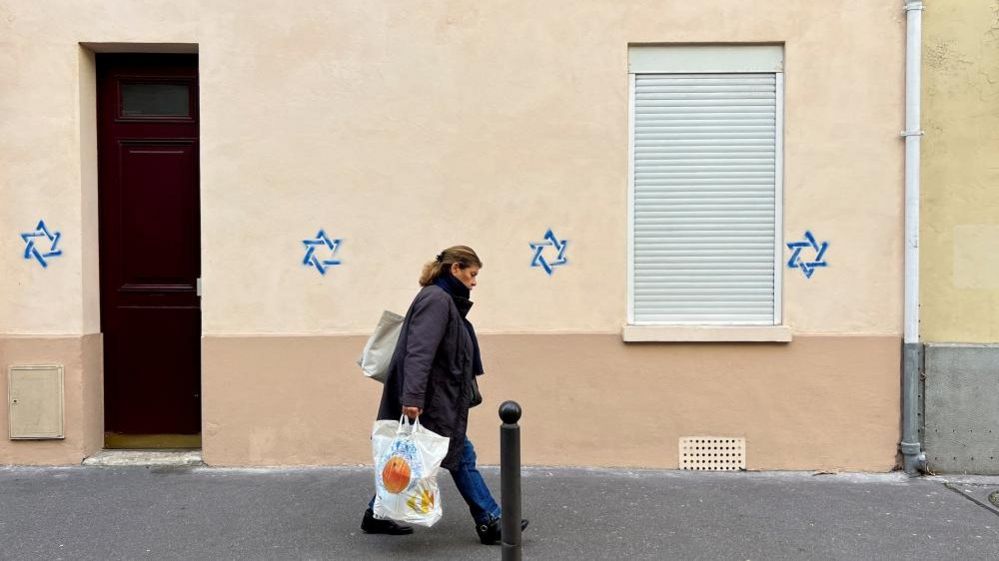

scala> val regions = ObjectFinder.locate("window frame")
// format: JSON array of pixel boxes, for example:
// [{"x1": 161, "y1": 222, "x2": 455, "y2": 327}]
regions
[{"x1": 626, "y1": 47, "x2": 785, "y2": 328}]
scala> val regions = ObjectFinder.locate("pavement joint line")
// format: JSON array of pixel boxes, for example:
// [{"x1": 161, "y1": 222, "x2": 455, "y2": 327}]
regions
[
  {"x1": 942, "y1": 482, "x2": 999, "y2": 518},
  {"x1": 927, "y1": 474, "x2": 999, "y2": 485}
]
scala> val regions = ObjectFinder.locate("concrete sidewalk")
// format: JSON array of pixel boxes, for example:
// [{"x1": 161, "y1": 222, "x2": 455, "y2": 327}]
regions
[{"x1": 1, "y1": 465, "x2": 998, "y2": 561}]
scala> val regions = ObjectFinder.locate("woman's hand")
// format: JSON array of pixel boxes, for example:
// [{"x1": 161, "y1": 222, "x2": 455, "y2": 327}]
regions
[{"x1": 402, "y1": 406, "x2": 422, "y2": 420}]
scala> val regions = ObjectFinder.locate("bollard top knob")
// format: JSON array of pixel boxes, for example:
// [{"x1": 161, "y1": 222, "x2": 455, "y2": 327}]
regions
[{"x1": 499, "y1": 400, "x2": 522, "y2": 424}]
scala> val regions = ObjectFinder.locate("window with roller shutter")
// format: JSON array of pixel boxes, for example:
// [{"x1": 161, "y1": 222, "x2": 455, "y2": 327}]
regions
[{"x1": 628, "y1": 46, "x2": 784, "y2": 325}]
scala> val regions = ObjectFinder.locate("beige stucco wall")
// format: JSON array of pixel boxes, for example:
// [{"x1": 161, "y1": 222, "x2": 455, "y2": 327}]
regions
[
  {"x1": 0, "y1": 1, "x2": 905, "y2": 467},
  {"x1": 922, "y1": 0, "x2": 999, "y2": 343}
]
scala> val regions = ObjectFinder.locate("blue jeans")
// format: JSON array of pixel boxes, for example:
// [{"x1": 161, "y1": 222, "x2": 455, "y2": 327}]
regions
[
  {"x1": 369, "y1": 439, "x2": 501, "y2": 526},
  {"x1": 448, "y1": 439, "x2": 502, "y2": 525}
]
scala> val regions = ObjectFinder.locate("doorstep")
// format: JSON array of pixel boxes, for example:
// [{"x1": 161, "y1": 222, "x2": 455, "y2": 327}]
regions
[{"x1": 82, "y1": 449, "x2": 203, "y2": 467}]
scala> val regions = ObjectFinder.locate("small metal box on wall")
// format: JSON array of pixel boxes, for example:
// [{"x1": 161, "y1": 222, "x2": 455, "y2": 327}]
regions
[{"x1": 8, "y1": 365, "x2": 65, "y2": 439}]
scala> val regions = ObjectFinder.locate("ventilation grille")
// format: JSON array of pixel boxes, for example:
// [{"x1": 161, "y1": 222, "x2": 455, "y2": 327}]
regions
[{"x1": 680, "y1": 437, "x2": 746, "y2": 471}]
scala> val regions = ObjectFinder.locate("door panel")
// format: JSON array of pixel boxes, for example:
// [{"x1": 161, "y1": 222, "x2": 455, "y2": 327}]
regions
[
  {"x1": 97, "y1": 54, "x2": 201, "y2": 442},
  {"x1": 119, "y1": 141, "x2": 199, "y2": 287},
  {"x1": 112, "y1": 306, "x2": 201, "y2": 434}
]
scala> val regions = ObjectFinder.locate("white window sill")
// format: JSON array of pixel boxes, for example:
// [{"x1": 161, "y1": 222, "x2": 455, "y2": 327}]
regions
[{"x1": 622, "y1": 325, "x2": 792, "y2": 343}]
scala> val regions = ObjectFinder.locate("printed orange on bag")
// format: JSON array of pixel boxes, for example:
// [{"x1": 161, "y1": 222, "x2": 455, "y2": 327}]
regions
[{"x1": 382, "y1": 456, "x2": 412, "y2": 494}]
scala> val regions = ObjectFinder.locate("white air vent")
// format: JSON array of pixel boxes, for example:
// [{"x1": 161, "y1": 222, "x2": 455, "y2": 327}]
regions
[
  {"x1": 679, "y1": 436, "x2": 746, "y2": 471},
  {"x1": 8, "y1": 365, "x2": 65, "y2": 439}
]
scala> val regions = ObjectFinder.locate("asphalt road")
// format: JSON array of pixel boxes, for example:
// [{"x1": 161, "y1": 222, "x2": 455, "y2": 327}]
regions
[{"x1": 2, "y1": 466, "x2": 998, "y2": 561}]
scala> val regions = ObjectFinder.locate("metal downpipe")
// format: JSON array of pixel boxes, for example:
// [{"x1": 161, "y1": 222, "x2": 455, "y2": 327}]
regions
[{"x1": 901, "y1": 0, "x2": 927, "y2": 475}]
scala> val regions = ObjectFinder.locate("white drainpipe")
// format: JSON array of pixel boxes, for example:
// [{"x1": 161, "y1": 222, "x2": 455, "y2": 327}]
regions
[{"x1": 901, "y1": 0, "x2": 927, "y2": 474}]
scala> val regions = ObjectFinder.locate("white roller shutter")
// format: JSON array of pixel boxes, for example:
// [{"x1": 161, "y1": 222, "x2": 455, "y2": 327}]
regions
[{"x1": 631, "y1": 73, "x2": 781, "y2": 324}]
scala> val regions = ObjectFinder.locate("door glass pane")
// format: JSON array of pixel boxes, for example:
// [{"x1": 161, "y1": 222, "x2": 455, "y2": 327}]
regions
[{"x1": 121, "y1": 83, "x2": 190, "y2": 117}]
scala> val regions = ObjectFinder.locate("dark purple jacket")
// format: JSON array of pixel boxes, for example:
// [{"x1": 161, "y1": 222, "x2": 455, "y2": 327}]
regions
[{"x1": 376, "y1": 285, "x2": 475, "y2": 469}]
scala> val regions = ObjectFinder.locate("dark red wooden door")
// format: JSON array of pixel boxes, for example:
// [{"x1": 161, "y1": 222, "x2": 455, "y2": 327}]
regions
[{"x1": 97, "y1": 54, "x2": 201, "y2": 440}]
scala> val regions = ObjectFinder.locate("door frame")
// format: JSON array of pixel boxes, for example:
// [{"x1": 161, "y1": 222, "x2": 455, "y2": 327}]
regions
[{"x1": 95, "y1": 52, "x2": 203, "y2": 449}]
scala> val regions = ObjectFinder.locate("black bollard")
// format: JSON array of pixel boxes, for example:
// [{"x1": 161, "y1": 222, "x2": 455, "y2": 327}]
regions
[{"x1": 499, "y1": 400, "x2": 522, "y2": 561}]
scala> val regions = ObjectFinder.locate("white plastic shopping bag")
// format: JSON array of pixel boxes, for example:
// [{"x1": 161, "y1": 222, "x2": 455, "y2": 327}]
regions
[
  {"x1": 357, "y1": 310, "x2": 404, "y2": 383},
  {"x1": 371, "y1": 416, "x2": 450, "y2": 527}
]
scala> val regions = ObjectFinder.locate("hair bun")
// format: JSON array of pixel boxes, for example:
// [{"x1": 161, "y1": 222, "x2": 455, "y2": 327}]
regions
[{"x1": 435, "y1": 252, "x2": 444, "y2": 263}]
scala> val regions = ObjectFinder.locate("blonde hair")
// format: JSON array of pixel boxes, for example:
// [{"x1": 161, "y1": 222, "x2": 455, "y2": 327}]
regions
[{"x1": 419, "y1": 245, "x2": 483, "y2": 286}]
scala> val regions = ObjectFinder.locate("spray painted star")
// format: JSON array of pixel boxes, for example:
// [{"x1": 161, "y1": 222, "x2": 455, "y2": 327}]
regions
[
  {"x1": 786, "y1": 230, "x2": 829, "y2": 279},
  {"x1": 302, "y1": 229, "x2": 342, "y2": 275},
  {"x1": 530, "y1": 228, "x2": 568, "y2": 276},
  {"x1": 20, "y1": 220, "x2": 63, "y2": 268}
]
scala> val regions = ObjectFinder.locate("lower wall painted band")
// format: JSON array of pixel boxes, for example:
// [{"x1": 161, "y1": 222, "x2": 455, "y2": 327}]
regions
[
  {"x1": 203, "y1": 334, "x2": 901, "y2": 471},
  {"x1": 0, "y1": 334, "x2": 899, "y2": 469},
  {"x1": 0, "y1": 334, "x2": 103, "y2": 465}
]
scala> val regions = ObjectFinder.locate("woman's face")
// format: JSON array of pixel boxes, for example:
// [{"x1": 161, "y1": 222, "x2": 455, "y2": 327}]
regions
[{"x1": 450, "y1": 263, "x2": 479, "y2": 290}]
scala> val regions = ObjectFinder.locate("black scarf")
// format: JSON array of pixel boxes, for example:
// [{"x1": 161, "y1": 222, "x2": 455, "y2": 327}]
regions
[{"x1": 434, "y1": 270, "x2": 484, "y2": 376}]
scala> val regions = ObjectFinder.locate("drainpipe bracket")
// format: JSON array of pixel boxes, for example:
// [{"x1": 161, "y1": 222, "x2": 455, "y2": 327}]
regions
[
  {"x1": 900, "y1": 441, "x2": 922, "y2": 455},
  {"x1": 900, "y1": 129, "x2": 924, "y2": 138},
  {"x1": 904, "y1": 2, "x2": 924, "y2": 13}
]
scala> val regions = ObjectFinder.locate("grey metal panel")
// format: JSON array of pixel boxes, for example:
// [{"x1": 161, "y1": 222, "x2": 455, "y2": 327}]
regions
[{"x1": 924, "y1": 344, "x2": 999, "y2": 474}]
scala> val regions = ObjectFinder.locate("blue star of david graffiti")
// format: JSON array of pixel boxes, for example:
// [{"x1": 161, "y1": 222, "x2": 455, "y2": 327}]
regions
[
  {"x1": 786, "y1": 230, "x2": 829, "y2": 279},
  {"x1": 302, "y1": 230, "x2": 342, "y2": 275},
  {"x1": 529, "y1": 229, "x2": 568, "y2": 276},
  {"x1": 20, "y1": 220, "x2": 63, "y2": 268}
]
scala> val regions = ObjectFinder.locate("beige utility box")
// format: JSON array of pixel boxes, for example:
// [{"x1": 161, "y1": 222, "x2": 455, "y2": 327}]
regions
[{"x1": 8, "y1": 365, "x2": 64, "y2": 439}]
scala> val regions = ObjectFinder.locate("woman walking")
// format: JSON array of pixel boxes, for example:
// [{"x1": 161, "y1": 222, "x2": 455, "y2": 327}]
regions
[{"x1": 361, "y1": 245, "x2": 528, "y2": 545}]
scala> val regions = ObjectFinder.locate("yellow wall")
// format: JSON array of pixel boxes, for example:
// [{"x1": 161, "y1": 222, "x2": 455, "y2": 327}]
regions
[{"x1": 922, "y1": 0, "x2": 999, "y2": 343}]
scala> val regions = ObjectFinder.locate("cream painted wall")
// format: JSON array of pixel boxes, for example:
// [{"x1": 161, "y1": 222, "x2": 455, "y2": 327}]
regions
[
  {"x1": 921, "y1": 0, "x2": 999, "y2": 343},
  {"x1": 0, "y1": 0, "x2": 904, "y2": 337},
  {"x1": 1, "y1": 1, "x2": 201, "y2": 334}
]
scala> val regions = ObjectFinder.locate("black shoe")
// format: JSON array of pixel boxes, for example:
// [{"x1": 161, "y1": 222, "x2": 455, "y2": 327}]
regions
[
  {"x1": 476, "y1": 517, "x2": 529, "y2": 545},
  {"x1": 361, "y1": 508, "x2": 414, "y2": 535}
]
